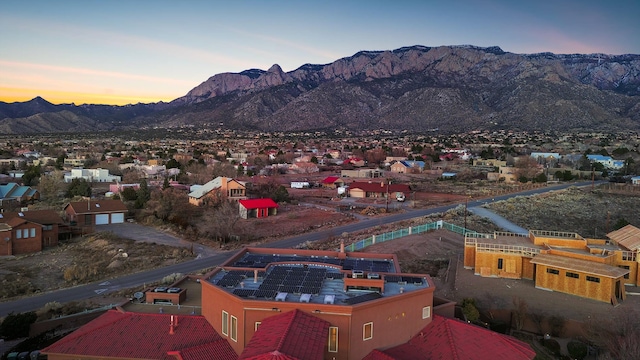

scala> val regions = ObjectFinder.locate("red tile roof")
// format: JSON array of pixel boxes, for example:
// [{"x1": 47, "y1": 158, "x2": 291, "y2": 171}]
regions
[
  {"x1": 321, "y1": 176, "x2": 340, "y2": 184},
  {"x1": 239, "y1": 309, "x2": 330, "y2": 360},
  {"x1": 65, "y1": 199, "x2": 128, "y2": 214},
  {"x1": 239, "y1": 198, "x2": 279, "y2": 209},
  {"x1": 0, "y1": 210, "x2": 64, "y2": 225},
  {"x1": 366, "y1": 315, "x2": 535, "y2": 360},
  {"x1": 42, "y1": 310, "x2": 236, "y2": 360}
]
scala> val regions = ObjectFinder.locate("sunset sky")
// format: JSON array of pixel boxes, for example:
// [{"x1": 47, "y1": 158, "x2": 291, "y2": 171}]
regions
[{"x1": 1, "y1": 0, "x2": 639, "y2": 105}]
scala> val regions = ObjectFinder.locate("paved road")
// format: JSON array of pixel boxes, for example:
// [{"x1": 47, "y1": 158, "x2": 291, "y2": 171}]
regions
[
  {"x1": 0, "y1": 181, "x2": 601, "y2": 317},
  {"x1": 468, "y1": 207, "x2": 528, "y2": 234}
]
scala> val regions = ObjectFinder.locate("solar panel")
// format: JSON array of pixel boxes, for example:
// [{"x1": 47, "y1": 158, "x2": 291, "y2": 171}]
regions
[
  {"x1": 385, "y1": 275, "x2": 402, "y2": 283},
  {"x1": 233, "y1": 289, "x2": 256, "y2": 298}
]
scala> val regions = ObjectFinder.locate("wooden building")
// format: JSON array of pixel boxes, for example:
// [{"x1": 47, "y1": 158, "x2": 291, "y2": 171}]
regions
[
  {"x1": 0, "y1": 210, "x2": 65, "y2": 255},
  {"x1": 464, "y1": 228, "x2": 638, "y2": 305}
]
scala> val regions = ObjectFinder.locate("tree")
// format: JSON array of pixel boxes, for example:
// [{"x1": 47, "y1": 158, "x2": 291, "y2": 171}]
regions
[
  {"x1": 38, "y1": 170, "x2": 65, "y2": 204},
  {"x1": 66, "y1": 178, "x2": 91, "y2": 198},
  {"x1": 514, "y1": 156, "x2": 540, "y2": 181},
  {"x1": 198, "y1": 201, "x2": 241, "y2": 243},
  {"x1": 135, "y1": 179, "x2": 151, "y2": 209},
  {"x1": 461, "y1": 298, "x2": 480, "y2": 322},
  {"x1": 512, "y1": 297, "x2": 528, "y2": 331},
  {"x1": 120, "y1": 187, "x2": 138, "y2": 201},
  {"x1": 584, "y1": 310, "x2": 640, "y2": 360},
  {"x1": 0, "y1": 311, "x2": 37, "y2": 339},
  {"x1": 163, "y1": 177, "x2": 171, "y2": 190},
  {"x1": 21, "y1": 164, "x2": 41, "y2": 186}
]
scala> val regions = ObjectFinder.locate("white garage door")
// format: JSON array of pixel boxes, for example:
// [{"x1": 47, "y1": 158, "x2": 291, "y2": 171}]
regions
[
  {"x1": 111, "y1": 213, "x2": 125, "y2": 224},
  {"x1": 95, "y1": 214, "x2": 109, "y2": 225}
]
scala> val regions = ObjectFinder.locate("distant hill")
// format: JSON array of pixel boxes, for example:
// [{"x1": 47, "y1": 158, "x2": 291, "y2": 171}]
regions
[{"x1": 2, "y1": 45, "x2": 639, "y2": 134}]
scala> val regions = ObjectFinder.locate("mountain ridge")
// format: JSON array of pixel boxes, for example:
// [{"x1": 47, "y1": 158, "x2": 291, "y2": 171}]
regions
[{"x1": 2, "y1": 45, "x2": 639, "y2": 134}]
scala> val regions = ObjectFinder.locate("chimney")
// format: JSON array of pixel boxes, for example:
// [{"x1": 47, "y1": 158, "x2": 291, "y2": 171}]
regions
[
  {"x1": 169, "y1": 315, "x2": 175, "y2": 335},
  {"x1": 340, "y1": 239, "x2": 345, "y2": 253},
  {"x1": 254, "y1": 269, "x2": 258, "y2": 283}
]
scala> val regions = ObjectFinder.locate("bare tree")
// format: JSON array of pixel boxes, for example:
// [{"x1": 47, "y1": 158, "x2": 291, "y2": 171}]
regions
[
  {"x1": 514, "y1": 156, "x2": 541, "y2": 181},
  {"x1": 37, "y1": 170, "x2": 65, "y2": 205},
  {"x1": 512, "y1": 296, "x2": 528, "y2": 331},
  {"x1": 198, "y1": 201, "x2": 241, "y2": 244},
  {"x1": 583, "y1": 310, "x2": 640, "y2": 360}
]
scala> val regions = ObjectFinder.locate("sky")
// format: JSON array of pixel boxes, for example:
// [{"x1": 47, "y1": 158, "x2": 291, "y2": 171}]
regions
[{"x1": 1, "y1": 0, "x2": 639, "y2": 106}]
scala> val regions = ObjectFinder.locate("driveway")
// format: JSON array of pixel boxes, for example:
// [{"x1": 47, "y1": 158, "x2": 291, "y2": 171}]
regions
[
  {"x1": 468, "y1": 206, "x2": 528, "y2": 234},
  {"x1": 96, "y1": 223, "x2": 218, "y2": 257}
]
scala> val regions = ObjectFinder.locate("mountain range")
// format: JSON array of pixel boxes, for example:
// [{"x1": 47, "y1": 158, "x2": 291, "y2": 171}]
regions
[{"x1": 2, "y1": 45, "x2": 639, "y2": 134}]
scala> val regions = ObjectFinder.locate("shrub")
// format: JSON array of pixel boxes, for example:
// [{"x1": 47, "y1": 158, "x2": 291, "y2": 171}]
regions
[
  {"x1": 567, "y1": 340, "x2": 588, "y2": 360},
  {"x1": 0, "y1": 311, "x2": 38, "y2": 339},
  {"x1": 162, "y1": 273, "x2": 184, "y2": 285},
  {"x1": 542, "y1": 338, "x2": 561, "y2": 356}
]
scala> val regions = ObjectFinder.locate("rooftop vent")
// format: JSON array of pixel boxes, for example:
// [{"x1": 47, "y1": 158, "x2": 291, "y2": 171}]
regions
[
  {"x1": 300, "y1": 294, "x2": 311, "y2": 303},
  {"x1": 275, "y1": 292, "x2": 288, "y2": 302},
  {"x1": 95, "y1": 204, "x2": 100, "y2": 208},
  {"x1": 324, "y1": 294, "x2": 335, "y2": 304}
]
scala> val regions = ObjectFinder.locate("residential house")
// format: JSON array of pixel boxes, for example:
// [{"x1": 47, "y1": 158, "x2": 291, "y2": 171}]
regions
[
  {"x1": 42, "y1": 246, "x2": 534, "y2": 360},
  {"x1": 64, "y1": 168, "x2": 121, "y2": 183},
  {"x1": 289, "y1": 162, "x2": 319, "y2": 174},
  {"x1": 64, "y1": 200, "x2": 128, "y2": 232},
  {"x1": 487, "y1": 166, "x2": 518, "y2": 183},
  {"x1": 341, "y1": 169, "x2": 384, "y2": 178},
  {"x1": 0, "y1": 210, "x2": 65, "y2": 256},
  {"x1": 321, "y1": 176, "x2": 345, "y2": 189},
  {"x1": 188, "y1": 177, "x2": 247, "y2": 206},
  {"x1": 390, "y1": 161, "x2": 425, "y2": 174},
  {"x1": 631, "y1": 176, "x2": 640, "y2": 185},
  {"x1": 348, "y1": 181, "x2": 411, "y2": 200},
  {"x1": 238, "y1": 198, "x2": 279, "y2": 219},
  {"x1": 464, "y1": 226, "x2": 640, "y2": 305},
  {"x1": 586, "y1": 154, "x2": 625, "y2": 170},
  {"x1": 472, "y1": 158, "x2": 506, "y2": 168},
  {"x1": 0, "y1": 183, "x2": 39, "y2": 211}
]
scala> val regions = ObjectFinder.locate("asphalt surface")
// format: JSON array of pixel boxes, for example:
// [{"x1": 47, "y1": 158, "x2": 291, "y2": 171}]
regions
[
  {"x1": 0, "y1": 180, "x2": 601, "y2": 317},
  {"x1": 468, "y1": 206, "x2": 528, "y2": 234}
]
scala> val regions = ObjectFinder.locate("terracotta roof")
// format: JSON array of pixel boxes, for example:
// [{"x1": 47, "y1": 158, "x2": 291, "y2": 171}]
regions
[
  {"x1": 239, "y1": 309, "x2": 330, "y2": 360},
  {"x1": 321, "y1": 176, "x2": 340, "y2": 184},
  {"x1": 348, "y1": 181, "x2": 411, "y2": 194},
  {"x1": 368, "y1": 315, "x2": 535, "y2": 360},
  {"x1": 607, "y1": 224, "x2": 640, "y2": 251},
  {"x1": 239, "y1": 198, "x2": 279, "y2": 209},
  {"x1": 42, "y1": 310, "x2": 235, "y2": 360},
  {"x1": 65, "y1": 200, "x2": 128, "y2": 214},
  {"x1": 530, "y1": 253, "x2": 629, "y2": 278},
  {"x1": 0, "y1": 210, "x2": 64, "y2": 225},
  {"x1": 168, "y1": 339, "x2": 238, "y2": 360}
]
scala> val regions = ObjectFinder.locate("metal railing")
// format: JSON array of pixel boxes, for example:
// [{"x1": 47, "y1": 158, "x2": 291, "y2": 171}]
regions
[{"x1": 344, "y1": 220, "x2": 478, "y2": 252}]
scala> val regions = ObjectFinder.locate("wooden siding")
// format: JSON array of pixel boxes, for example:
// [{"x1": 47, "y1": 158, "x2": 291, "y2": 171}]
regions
[{"x1": 534, "y1": 264, "x2": 624, "y2": 304}]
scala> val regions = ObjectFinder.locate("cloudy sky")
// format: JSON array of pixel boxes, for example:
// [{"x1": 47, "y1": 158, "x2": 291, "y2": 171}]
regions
[{"x1": 1, "y1": 0, "x2": 638, "y2": 105}]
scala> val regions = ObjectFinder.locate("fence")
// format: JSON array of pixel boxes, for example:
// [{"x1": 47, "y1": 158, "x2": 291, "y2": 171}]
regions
[{"x1": 344, "y1": 220, "x2": 478, "y2": 252}]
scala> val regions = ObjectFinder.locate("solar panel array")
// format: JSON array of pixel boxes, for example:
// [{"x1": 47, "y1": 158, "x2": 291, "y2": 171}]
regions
[
  {"x1": 216, "y1": 270, "x2": 265, "y2": 288},
  {"x1": 232, "y1": 254, "x2": 394, "y2": 273},
  {"x1": 383, "y1": 275, "x2": 424, "y2": 284},
  {"x1": 257, "y1": 266, "x2": 327, "y2": 297},
  {"x1": 343, "y1": 292, "x2": 383, "y2": 305}
]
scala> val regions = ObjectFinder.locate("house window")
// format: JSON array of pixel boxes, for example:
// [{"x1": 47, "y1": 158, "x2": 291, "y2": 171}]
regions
[
  {"x1": 43, "y1": 225, "x2": 53, "y2": 230},
  {"x1": 221, "y1": 311, "x2": 228, "y2": 336},
  {"x1": 16, "y1": 230, "x2": 22, "y2": 239},
  {"x1": 586, "y1": 276, "x2": 600, "y2": 283},
  {"x1": 497, "y1": 258, "x2": 503, "y2": 270},
  {"x1": 546, "y1": 268, "x2": 559, "y2": 275},
  {"x1": 619, "y1": 266, "x2": 630, "y2": 279},
  {"x1": 255, "y1": 322, "x2": 261, "y2": 331},
  {"x1": 566, "y1": 272, "x2": 579, "y2": 279},
  {"x1": 230, "y1": 316, "x2": 238, "y2": 342},
  {"x1": 328, "y1": 326, "x2": 338, "y2": 352},
  {"x1": 30, "y1": 228, "x2": 35, "y2": 237},
  {"x1": 23, "y1": 229, "x2": 29, "y2": 238},
  {"x1": 422, "y1": 306, "x2": 431, "y2": 319},
  {"x1": 363, "y1": 322, "x2": 373, "y2": 341}
]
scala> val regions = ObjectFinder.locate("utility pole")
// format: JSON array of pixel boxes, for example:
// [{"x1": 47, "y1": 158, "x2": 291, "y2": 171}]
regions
[{"x1": 385, "y1": 178, "x2": 390, "y2": 212}]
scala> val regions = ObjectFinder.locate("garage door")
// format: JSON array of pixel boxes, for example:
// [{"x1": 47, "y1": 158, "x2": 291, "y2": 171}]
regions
[
  {"x1": 111, "y1": 213, "x2": 125, "y2": 224},
  {"x1": 95, "y1": 214, "x2": 109, "y2": 225}
]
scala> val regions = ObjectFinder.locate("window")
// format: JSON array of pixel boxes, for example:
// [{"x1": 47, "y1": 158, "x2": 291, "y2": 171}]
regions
[
  {"x1": 328, "y1": 326, "x2": 338, "y2": 352},
  {"x1": 363, "y1": 322, "x2": 373, "y2": 341},
  {"x1": 546, "y1": 268, "x2": 559, "y2": 275},
  {"x1": 255, "y1": 322, "x2": 261, "y2": 331},
  {"x1": 422, "y1": 306, "x2": 431, "y2": 319},
  {"x1": 497, "y1": 258, "x2": 503, "y2": 270},
  {"x1": 43, "y1": 225, "x2": 53, "y2": 230},
  {"x1": 16, "y1": 230, "x2": 22, "y2": 239},
  {"x1": 566, "y1": 272, "x2": 579, "y2": 279},
  {"x1": 30, "y1": 228, "x2": 35, "y2": 237},
  {"x1": 619, "y1": 265, "x2": 630, "y2": 279},
  {"x1": 230, "y1": 316, "x2": 238, "y2": 342},
  {"x1": 23, "y1": 229, "x2": 29, "y2": 238},
  {"x1": 586, "y1": 276, "x2": 600, "y2": 283},
  {"x1": 221, "y1": 311, "x2": 228, "y2": 336}
]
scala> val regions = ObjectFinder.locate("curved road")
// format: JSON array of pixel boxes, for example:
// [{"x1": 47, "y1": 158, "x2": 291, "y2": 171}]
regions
[{"x1": 0, "y1": 181, "x2": 600, "y2": 317}]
